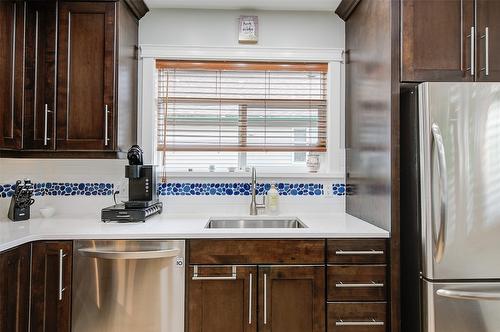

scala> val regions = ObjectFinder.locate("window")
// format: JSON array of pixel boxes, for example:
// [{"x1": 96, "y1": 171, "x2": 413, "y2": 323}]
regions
[{"x1": 155, "y1": 60, "x2": 328, "y2": 173}]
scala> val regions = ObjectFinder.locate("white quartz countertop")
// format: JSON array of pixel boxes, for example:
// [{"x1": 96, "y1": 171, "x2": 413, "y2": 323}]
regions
[{"x1": 0, "y1": 213, "x2": 389, "y2": 252}]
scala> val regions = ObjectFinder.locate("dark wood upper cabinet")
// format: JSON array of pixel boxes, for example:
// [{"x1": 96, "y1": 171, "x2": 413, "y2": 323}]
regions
[
  {"x1": 0, "y1": 1, "x2": 24, "y2": 150},
  {"x1": 258, "y1": 266, "x2": 325, "y2": 332},
  {"x1": 402, "y1": 0, "x2": 474, "y2": 82},
  {"x1": 56, "y1": 2, "x2": 116, "y2": 151},
  {"x1": 30, "y1": 241, "x2": 72, "y2": 332},
  {"x1": 187, "y1": 265, "x2": 257, "y2": 332},
  {"x1": 0, "y1": 0, "x2": 146, "y2": 158},
  {"x1": 476, "y1": 0, "x2": 500, "y2": 81},
  {"x1": 23, "y1": 0, "x2": 57, "y2": 150},
  {"x1": 0, "y1": 244, "x2": 30, "y2": 332}
]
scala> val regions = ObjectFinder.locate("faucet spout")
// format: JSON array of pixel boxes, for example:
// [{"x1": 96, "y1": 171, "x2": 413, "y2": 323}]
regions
[{"x1": 250, "y1": 167, "x2": 265, "y2": 215}]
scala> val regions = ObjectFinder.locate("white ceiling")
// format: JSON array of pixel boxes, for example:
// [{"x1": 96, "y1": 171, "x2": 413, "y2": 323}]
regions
[{"x1": 144, "y1": 0, "x2": 342, "y2": 11}]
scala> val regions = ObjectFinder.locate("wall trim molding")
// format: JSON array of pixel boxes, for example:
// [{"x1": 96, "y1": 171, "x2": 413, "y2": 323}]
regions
[{"x1": 139, "y1": 44, "x2": 344, "y2": 62}]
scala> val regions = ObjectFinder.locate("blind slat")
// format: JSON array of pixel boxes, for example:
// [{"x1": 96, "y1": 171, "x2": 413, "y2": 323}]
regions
[{"x1": 156, "y1": 61, "x2": 328, "y2": 153}]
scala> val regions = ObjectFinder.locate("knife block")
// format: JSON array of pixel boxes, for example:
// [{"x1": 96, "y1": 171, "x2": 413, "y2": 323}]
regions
[{"x1": 7, "y1": 196, "x2": 30, "y2": 222}]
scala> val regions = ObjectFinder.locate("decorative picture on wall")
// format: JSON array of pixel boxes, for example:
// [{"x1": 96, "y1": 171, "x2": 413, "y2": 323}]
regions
[{"x1": 239, "y1": 16, "x2": 258, "y2": 44}]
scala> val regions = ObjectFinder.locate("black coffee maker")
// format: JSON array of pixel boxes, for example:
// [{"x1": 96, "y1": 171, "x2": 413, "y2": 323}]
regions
[
  {"x1": 101, "y1": 145, "x2": 162, "y2": 222},
  {"x1": 124, "y1": 145, "x2": 158, "y2": 208}
]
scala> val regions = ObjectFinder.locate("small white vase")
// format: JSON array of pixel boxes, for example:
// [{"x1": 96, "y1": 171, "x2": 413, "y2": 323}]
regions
[{"x1": 306, "y1": 153, "x2": 321, "y2": 173}]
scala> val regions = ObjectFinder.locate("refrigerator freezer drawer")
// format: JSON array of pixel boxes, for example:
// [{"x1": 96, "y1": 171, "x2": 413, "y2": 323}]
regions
[{"x1": 423, "y1": 279, "x2": 500, "y2": 332}]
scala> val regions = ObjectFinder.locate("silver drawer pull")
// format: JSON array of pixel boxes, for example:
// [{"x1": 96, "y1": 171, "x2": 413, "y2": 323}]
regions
[
  {"x1": 335, "y1": 250, "x2": 384, "y2": 255},
  {"x1": 248, "y1": 273, "x2": 252, "y2": 325},
  {"x1": 58, "y1": 249, "x2": 67, "y2": 301},
  {"x1": 104, "y1": 104, "x2": 110, "y2": 146},
  {"x1": 336, "y1": 281, "x2": 384, "y2": 288},
  {"x1": 192, "y1": 265, "x2": 237, "y2": 280},
  {"x1": 336, "y1": 319, "x2": 385, "y2": 326}
]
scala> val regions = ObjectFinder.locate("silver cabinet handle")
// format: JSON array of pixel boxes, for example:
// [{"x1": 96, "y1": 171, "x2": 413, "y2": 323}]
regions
[
  {"x1": 468, "y1": 26, "x2": 476, "y2": 75},
  {"x1": 78, "y1": 248, "x2": 180, "y2": 260},
  {"x1": 431, "y1": 123, "x2": 447, "y2": 262},
  {"x1": 336, "y1": 281, "x2": 384, "y2": 288},
  {"x1": 58, "y1": 249, "x2": 67, "y2": 301},
  {"x1": 336, "y1": 319, "x2": 384, "y2": 326},
  {"x1": 192, "y1": 265, "x2": 237, "y2": 280},
  {"x1": 248, "y1": 273, "x2": 252, "y2": 325},
  {"x1": 34, "y1": 11, "x2": 39, "y2": 129},
  {"x1": 10, "y1": 3, "x2": 16, "y2": 116},
  {"x1": 104, "y1": 104, "x2": 109, "y2": 146},
  {"x1": 263, "y1": 273, "x2": 268, "y2": 325},
  {"x1": 481, "y1": 27, "x2": 489, "y2": 76},
  {"x1": 437, "y1": 289, "x2": 500, "y2": 301},
  {"x1": 44, "y1": 104, "x2": 52, "y2": 146},
  {"x1": 335, "y1": 250, "x2": 384, "y2": 255}
]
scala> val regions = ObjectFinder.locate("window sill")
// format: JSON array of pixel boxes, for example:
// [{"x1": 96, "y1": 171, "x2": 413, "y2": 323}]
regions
[{"x1": 160, "y1": 171, "x2": 345, "y2": 180}]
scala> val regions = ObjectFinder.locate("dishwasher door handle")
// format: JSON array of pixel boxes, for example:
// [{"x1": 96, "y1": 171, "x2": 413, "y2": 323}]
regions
[{"x1": 78, "y1": 248, "x2": 180, "y2": 260}]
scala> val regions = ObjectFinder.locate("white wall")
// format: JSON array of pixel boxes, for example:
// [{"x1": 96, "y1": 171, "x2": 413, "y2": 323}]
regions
[
  {"x1": 139, "y1": 9, "x2": 344, "y2": 48},
  {"x1": 0, "y1": 9, "x2": 347, "y2": 219}
]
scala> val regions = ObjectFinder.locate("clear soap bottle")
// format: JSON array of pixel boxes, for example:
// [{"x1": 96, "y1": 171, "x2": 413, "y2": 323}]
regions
[{"x1": 266, "y1": 183, "x2": 280, "y2": 215}]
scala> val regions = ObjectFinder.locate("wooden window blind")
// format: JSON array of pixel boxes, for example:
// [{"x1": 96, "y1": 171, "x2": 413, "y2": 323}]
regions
[{"x1": 156, "y1": 60, "x2": 328, "y2": 153}]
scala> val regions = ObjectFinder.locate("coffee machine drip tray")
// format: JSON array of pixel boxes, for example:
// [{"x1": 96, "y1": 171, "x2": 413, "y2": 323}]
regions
[
  {"x1": 124, "y1": 200, "x2": 159, "y2": 209},
  {"x1": 101, "y1": 202, "x2": 163, "y2": 223}
]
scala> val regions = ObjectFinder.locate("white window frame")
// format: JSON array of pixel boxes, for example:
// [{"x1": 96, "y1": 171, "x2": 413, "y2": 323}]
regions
[{"x1": 138, "y1": 45, "x2": 345, "y2": 178}]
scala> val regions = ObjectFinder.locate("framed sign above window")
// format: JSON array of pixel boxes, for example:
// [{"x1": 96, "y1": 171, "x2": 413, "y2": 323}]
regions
[{"x1": 239, "y1": 16, "x2": 258, "y2": 44}]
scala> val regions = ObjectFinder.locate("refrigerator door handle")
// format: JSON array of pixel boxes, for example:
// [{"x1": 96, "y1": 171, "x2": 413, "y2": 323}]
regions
[
  {"x1": 431, "y1": 123, "x2": 448, "y2": 262},
  {"x1": 437, "y1": 289, "x2": 500, "y2": 301}
]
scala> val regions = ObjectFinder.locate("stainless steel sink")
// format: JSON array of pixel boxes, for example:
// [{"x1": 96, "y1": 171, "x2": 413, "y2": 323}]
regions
[{"x1": 205, "y1": 217, "x2": 307, "y2": 229}]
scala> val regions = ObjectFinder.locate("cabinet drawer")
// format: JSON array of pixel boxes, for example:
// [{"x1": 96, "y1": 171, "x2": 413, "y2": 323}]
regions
[
  {"x1": 327, "y1": 239, "x2": 387, "y2": 264},
  {"x1": 189, "y1": 239, "x2": 325, "y2": 264},
  {"x1": 327, "y1": 302, "x2": 387, "y2": 332},
  {"x1": 327, "y1": 265, "x2": 387, "y2": 301}
]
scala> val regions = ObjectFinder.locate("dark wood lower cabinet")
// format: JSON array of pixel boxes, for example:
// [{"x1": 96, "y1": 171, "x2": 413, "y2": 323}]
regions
[
  {"x1": 187, "y1": 264, "x2": 326, "y2": 332},
  {"x1": 187, "y1": 265, "x2": 257, "y2": 332},
  {"x1": 327, "y1": 265, "x2": 387, "y2": 302},
  {"x1": 327, "y1": 302, "x2": 387, "y2": 332},
  {"x1": 258, "y1": 266, "x2": 325, "y2": 332},
  {"x1": 30, "y1": 241, "x2": 72, "y2": 332},
  {"x1": 0, "y1": 244, "x2": 30, "y2": 332}
]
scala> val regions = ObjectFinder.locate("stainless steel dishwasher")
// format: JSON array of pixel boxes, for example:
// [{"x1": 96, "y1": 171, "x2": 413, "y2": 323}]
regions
[{"x1": 72, "y1": 240, "x2": 185, "y2": 332}]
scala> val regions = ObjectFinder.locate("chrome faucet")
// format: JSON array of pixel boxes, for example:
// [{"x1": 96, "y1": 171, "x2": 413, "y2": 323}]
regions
[{"x1": 250, "y1": 167, "x2": 265, "y2": 215}]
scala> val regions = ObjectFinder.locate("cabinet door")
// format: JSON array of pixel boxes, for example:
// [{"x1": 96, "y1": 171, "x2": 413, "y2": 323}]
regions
[
  {"x1": 23, "y1": 1, "x2": 57, "y2": 150},
  {"x1": 0, "y1": 1, "x2": 24, "y2": 149},
  {"x1": 258, "y1": 266, "x2": 325, "y2": 332},
  {"x1": 57, "y1": 2, "x2": 115, "y2": 151},
  {"x1": 187, "y1": 265, "x2": 257, "y2": 332},
  {"x1": 401, "y1": 0, "x2": 474, "y2": 82},
  {"x1": 0, "y1": 244, "x2": 30, "y2": 332},
  {"x1": 477, "y1": 0, "x2": 500, "y2": 81},
  {"x1": 30, "y1": 241, "x2": 72, "y2": 332}
]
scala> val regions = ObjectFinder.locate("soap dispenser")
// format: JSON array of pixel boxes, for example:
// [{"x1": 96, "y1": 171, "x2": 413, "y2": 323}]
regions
[{"x1": 266, "y1": 183, "x2": 280, "y2": 215}]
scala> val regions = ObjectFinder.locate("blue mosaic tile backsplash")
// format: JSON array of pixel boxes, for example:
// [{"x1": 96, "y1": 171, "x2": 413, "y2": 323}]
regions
[
  {"x1": 1, "y1": 182, "x2": 346, "y2": 198},
  {"x1": 158, "y1": 182, "x2": 324, "y2": 196},
  {"x1": 332, "y1": 183, "x2": 346, "y2": 196},
  {"x1": 0, "y1": 183, "x2": 114, "y2": 198}
]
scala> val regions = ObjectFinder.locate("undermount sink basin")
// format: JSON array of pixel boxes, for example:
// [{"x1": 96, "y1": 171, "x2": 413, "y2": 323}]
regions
[{"x1": 205, "y1": 217, "x2": 308, "y2": 229}]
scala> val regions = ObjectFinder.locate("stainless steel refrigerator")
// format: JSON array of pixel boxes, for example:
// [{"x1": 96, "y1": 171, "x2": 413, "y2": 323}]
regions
[{"x1": 401, "y1": 82, "x2": 500, "y2": 332}]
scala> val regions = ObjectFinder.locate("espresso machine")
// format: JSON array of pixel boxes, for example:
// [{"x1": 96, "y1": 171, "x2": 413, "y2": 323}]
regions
[{"x1": 102, "y1": 146, "x2": 163, "y2": 222}]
